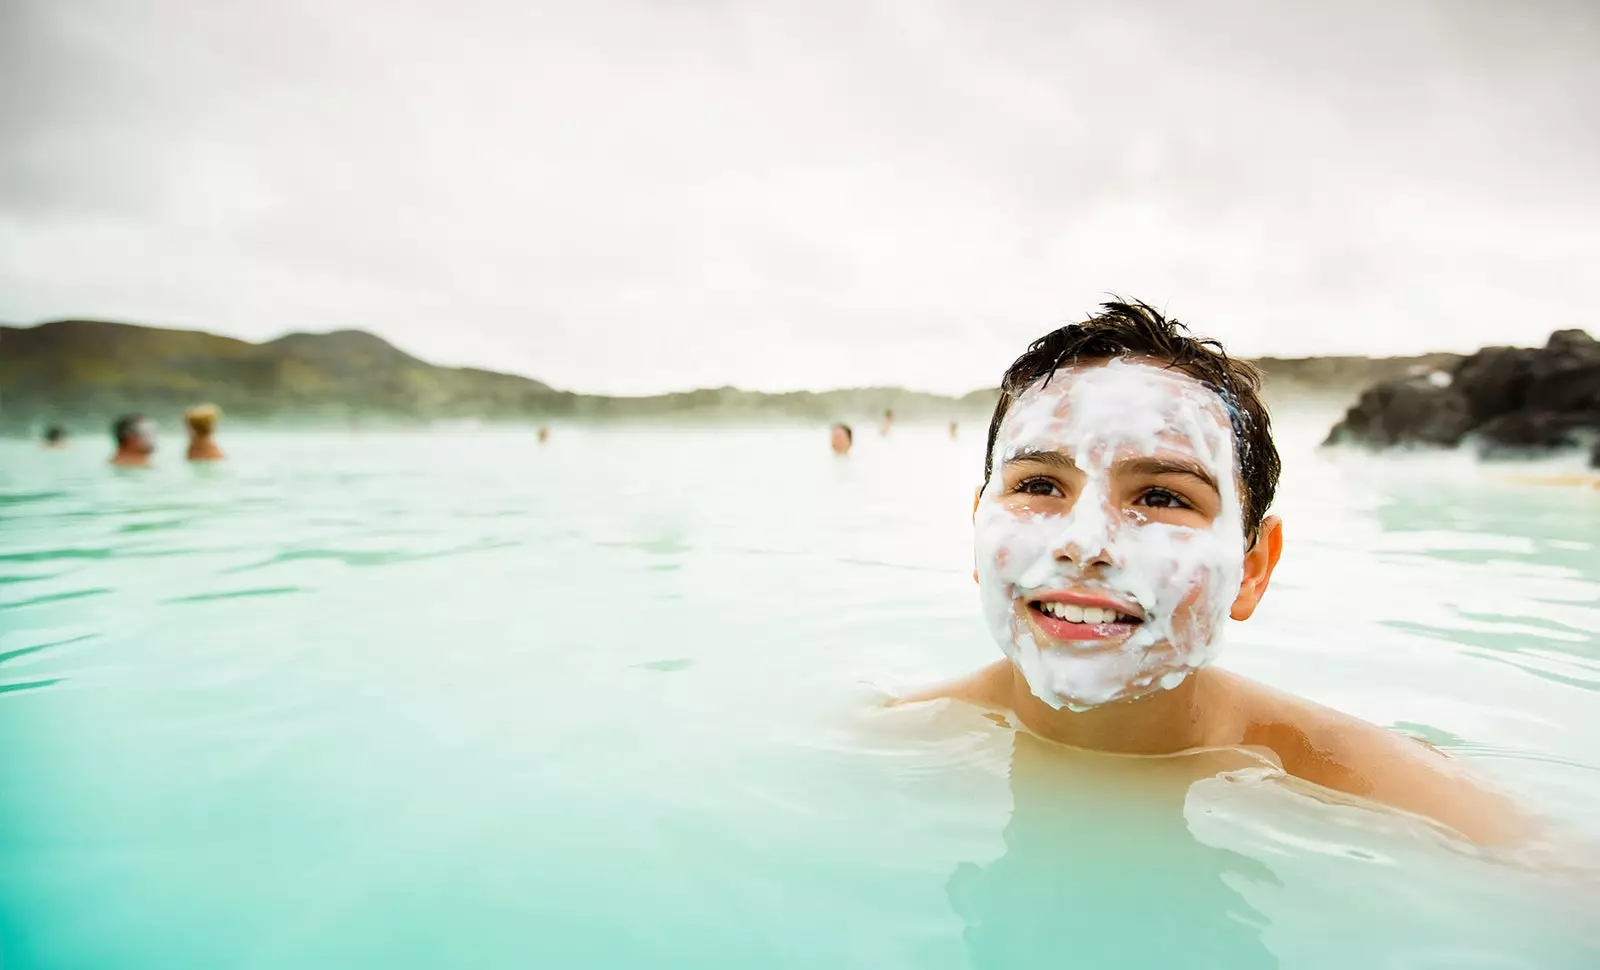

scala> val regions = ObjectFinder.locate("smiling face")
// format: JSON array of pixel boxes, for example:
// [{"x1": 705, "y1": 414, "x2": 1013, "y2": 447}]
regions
[{"x1": 975, "y1": 357, "x2": 1248, "y2": 711}]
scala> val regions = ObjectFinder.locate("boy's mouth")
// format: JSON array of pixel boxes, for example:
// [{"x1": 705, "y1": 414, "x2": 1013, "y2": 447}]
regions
[{"x1": 1023, "y1": 591, "x2": 1145, "y2": 643}]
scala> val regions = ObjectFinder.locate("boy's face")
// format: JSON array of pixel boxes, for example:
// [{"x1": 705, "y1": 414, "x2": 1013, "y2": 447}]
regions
[{"x1": 974, "y1": 357, "x2": 1251, "y2": 711}]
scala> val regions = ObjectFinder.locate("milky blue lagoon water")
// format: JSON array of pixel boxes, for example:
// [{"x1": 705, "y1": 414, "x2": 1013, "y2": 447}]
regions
[{"x1": 2, "y1": 413, "x2": 1598, "y2": 968}]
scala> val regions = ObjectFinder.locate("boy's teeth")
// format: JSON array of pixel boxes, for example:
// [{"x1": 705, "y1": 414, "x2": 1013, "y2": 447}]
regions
[{"x1": 1039, "y1": 602, "x2": 1124, "y2": 624}]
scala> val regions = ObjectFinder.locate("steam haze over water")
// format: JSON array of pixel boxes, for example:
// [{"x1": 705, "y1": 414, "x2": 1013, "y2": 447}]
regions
[{"x1": 2, "y1": 0, "x2": 1597, "y2": 394}]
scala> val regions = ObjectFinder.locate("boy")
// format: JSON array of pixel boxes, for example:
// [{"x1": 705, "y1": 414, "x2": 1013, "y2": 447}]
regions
[{"x1": 900, "y1": 301, "x2": 1524, "y2": 845}]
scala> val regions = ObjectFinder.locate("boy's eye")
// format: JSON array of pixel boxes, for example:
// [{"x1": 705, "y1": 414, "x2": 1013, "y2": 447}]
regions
[
  {"x1": 1136, "y1": 487, "x2": 1192, "y2": 510},
  {"x1": 1015, "y1": 477, "x2": 1063, "y2": 498}
]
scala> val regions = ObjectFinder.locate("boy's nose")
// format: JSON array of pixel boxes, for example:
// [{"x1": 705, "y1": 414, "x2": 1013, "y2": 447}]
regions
[
  {"x1": 1058, "y1": 538, "x2": 1114, "y2": 569},
  {"x1": 1053, "y1": 497, "x2": 1119, "y2": 568}
]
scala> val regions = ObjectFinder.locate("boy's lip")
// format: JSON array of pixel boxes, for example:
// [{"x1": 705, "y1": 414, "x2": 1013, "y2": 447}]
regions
[
  {"x1": 1020, "y1": 589, "x2": 1146, "y2": 645},
  {"x1": 1024, "y1": 588, "x2": 1147, "y2": 621}
]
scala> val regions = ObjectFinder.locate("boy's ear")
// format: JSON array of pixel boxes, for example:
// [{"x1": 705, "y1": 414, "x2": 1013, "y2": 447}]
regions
[{"x1": 1230, "y1": 515, "x2": 1283, "y2": 621}]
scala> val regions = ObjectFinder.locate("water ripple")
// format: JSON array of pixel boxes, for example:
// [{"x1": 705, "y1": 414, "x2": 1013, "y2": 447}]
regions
[
  {"x1": 219, "y1": 538, "x2": 523, "y2": 573},
  {"x1": 0, "y1": 677, "x2": 64, "y2": 695},
  {"x1": 166, "y1": 586, "x2": 307, "y2": 604},
  {"x1": 0, "y1": 547, "x2": 113, "y2": 563},
  {"x1": 0, "y1": 588, "x2": 112, "y2": 612},
  {"x1": 0, "y1": 490, "x2": 68, "y2": 506}
]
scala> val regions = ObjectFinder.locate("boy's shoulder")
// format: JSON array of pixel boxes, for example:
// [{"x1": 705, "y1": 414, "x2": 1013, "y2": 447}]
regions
[
  {"x1": 1201, "y1": 667, "x2": 1430, "y2": 770},
  {"x1": 889, "y1": 663, "x2": 1528, "y2": 844},
  {"x1": 1201, "y1": 668, "x2": 1526, "y2": 844}
]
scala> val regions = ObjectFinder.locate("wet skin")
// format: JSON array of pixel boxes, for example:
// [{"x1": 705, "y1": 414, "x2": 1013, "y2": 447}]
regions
[{"x1": 902, "y1": 358, "x2": 1527, "y2": 845}]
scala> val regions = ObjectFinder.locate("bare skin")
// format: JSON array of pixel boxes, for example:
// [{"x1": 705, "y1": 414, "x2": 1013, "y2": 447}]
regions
[
  {"x1": 898, "y1": 357, "x2": 1531, "y2": 846},
  {"x1": 186, "y1": 435, "x2": 224, "y2": 461},
  {"x1": 903, "y1": 512, "x2": 1526, "y2": 845},
  {"x1": 897, "y1": 660, "x2": 1527, "y2": 845},
  {"x1": 111, "y1": 445, "x2": 152, "y2": 468}
]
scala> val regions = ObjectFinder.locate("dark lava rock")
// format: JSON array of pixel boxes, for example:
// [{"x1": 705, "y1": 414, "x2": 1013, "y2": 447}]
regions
[
  {"x1": 1527, "y1": 361, "x2": 1600, "y2": 413},
  {"x1": 1472, "y1": 409, "x2": 1600, "y2": 458},
  {"x1": 1326, "y1": 329, "x2": 1600, "y2": 466},
  {"x1": 1452, "y1": 346, "x2": 1537, "y2": 422},
  {"x1": 1324, "y1": 377, "x2": 1473, "y2": 448},
  {"x1": 1546, "y1": 329, "x2": 1600, "y2": 357}
]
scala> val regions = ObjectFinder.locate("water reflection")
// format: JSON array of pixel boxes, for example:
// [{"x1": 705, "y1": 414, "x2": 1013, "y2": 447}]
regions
[{"x1": 948, "y1": 733, "x2": 1278, "y2": 968}]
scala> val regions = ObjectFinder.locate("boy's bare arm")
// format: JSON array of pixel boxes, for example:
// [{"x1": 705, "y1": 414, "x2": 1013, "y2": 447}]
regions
[
  {"x1": 1221, "y1": 675, "x2": 1530, "y2": 845},
  {"x1": 1334, "y1": 724, "x2": 1530, "y2": 845}
]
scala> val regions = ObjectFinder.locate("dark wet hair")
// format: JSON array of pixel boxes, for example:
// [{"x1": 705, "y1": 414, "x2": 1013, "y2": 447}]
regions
[
  {"x1": 832, "y1": 422, "x2": 853, "y2": 443},
  {"x1": 44, "y1": 425, "x2": 65, "y2": 443},
  {"x1": 112, "y1": 413, "x2": 146, "y2": 446},
  {"x1": 983, "y1": 299, "x2": 1280, "y2": 538}
]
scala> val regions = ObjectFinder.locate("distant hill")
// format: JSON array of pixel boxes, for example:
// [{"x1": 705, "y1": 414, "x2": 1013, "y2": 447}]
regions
[
  {"x1": 0, "y1": 318, "x2": 1460, "y2": 432},
  {"x1": 0, "y1": 319, "x2": 975, "y2": 430},
  {"x1": 0, "y1": 319, "x2": 579, "y2": 429}
]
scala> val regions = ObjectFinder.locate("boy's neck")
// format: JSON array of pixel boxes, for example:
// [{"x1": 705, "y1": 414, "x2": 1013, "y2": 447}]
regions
[{"x1": 1007, "y1": 663, "x2": 1209, "y2": 755}]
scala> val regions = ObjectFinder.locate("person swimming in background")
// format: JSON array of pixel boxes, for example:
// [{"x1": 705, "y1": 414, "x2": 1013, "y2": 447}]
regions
[
  {"x1": 42, "y1": 425, "x2": 67, "y2": 449},
  {"x1": 537, "y1": 426, "x2": 550, "y2": 444},
  {"x1": 895, "y1": 300, "x2": 1527, "y2": 846},
  {"x1": 184, "y1": 404, "x2": 225, "y2": 461},
  {"x1": 949, "y1": 420, "x2": 959, "y2": 440},
  {"x1": 110, "y1": 414, "x2": 155, "y2": 467},
  {"x1": 879, "y1": 409, "x2": 894, "y2": 436},
  {"x1": 829, "y1": 422, "x2": 853, "y2": 455}
]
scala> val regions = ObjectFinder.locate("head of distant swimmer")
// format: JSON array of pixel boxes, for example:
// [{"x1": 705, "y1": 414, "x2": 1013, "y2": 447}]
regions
[
  {"x1": 113, "y1": 414, "x2": 155, "y2": 454},
  {"x1": 830, "y1": 423, "x2": 853, "y2": 454},
  {"x1": 44, "y1": 425, "x2": 65, "y2": 444},
  {"x1": 186, "y1": 404, "x2": 220, "y2": 437},
  {"x1": 975, "y1": 300, "x2": 1284, "y2": 712}
]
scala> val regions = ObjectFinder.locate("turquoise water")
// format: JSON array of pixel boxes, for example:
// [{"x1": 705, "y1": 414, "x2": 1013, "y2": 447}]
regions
[{"x1": 2, "y1": 415, "x2": 1598, "y2": 968}]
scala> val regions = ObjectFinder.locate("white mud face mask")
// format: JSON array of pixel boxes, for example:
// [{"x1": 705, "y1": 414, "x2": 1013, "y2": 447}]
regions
[{"x1": 975, "y1": 358, "x2": 1248, "y2": 711}]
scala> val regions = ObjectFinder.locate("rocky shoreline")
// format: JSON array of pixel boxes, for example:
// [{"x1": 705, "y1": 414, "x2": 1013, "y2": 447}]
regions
[{"x1": 1325, "y1": 329, "x2": 1600, "y2": 467}]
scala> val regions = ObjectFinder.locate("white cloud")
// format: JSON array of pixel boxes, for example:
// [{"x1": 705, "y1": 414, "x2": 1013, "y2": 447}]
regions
[{"x1": 2, "y1": 0, "x2": 1597, "y2": 393}]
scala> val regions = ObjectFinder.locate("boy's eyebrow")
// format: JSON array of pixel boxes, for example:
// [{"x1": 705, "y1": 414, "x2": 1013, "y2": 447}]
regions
[
  {"x1": 1004, "y1": 448, "x2": 1078, "y2": 472},
  {"x1": 1119, "y1": 456, "x2": 1220, "y2": 494}
]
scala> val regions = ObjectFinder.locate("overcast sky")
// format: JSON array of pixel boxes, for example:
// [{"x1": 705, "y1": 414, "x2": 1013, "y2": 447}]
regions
[{"x1": 2, "y1": 0, "x2": 1597, "y2": 394}]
